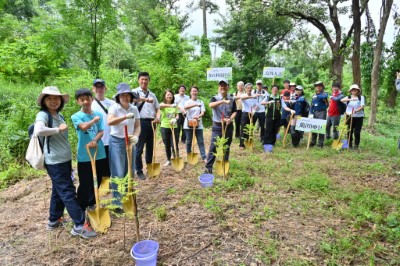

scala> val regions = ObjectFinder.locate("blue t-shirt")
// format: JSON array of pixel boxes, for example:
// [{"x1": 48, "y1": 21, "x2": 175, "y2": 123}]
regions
[{"x1": 71, "y1": 111, "x2": 106, "y2": 162}]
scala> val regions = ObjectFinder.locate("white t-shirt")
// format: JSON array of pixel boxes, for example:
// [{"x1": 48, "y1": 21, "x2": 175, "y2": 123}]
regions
[
  {"x1": 174, "y1": 94, "x2": 190, "y2": 113},
  {"x1": 108, "y1": 103, "x2": 140, "y2": 138},
  {"x1": 183, "y1": 99, "x2": 205, "y2": 129},
  {"x1": 345, "y1": 95, "x2": 365, "y2": 118},
  {"x1": 91, "y1": 98, "x2": 115, "y2": 145},
  {"x1": 241, "y1": 95, "x2": 257, "y2": 113}
]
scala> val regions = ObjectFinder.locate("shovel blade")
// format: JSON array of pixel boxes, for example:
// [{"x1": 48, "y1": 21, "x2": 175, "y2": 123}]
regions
[
  {"x1": 171, "y1": 158, "x2": 184, "y2": 171},
  {"x1": 147, "y1": 163, "x2": 161, "y2": 177},
  {"x1": 215, "y1": 160, "x2": 230, "y2": 176},
  {"x1": 122, "y1": 198, "x2": 134, "y2": 215},
  {"x1": 187, "y1": 153, "x2": 199, "y2": 165},
  {"x1": 244, "y1": 140, "x2": 254, "y2": 151},
  {"x1": 98, "y1": 177, "x2": 110, "y2": 197},
  {"x1": 88, "y1": 208, "x2": 111, "y2": 233},
  {"x1": 331, "y1": 139, "x2": 342, "y2": 149}
]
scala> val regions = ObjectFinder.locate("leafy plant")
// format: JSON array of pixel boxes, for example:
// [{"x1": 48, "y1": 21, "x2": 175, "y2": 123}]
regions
[
  {"x1": 213, "y1": 135, "x2": 228, "y2": 161},
  {"x1": 154, "y1": 206, "x2": 167, "y2": 222}
]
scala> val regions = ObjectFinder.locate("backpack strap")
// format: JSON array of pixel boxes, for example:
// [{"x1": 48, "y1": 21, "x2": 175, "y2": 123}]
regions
[
  {"x1": 94, "y1": 98, "x2": 108, "y2": 114},
  {"x1": 43, "y1": 110, "x2": 53, "y2": 154}
]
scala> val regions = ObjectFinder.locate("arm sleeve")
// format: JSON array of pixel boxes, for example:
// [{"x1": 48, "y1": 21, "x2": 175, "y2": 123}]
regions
[
  {"x1": 34, "y1": 121, "x2": 60, "y2": 136},
  {"x1": 153, "y1": 95, "x2": 160, "y2": 109},
  {"x1": 71, "y1": 114, "x2": 83, "y2": 130}
]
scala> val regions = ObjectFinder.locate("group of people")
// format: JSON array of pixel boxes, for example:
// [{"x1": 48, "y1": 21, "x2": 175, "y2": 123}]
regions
[{"x1": 34, "y1": 71, "x2": 367, "y2": 239}]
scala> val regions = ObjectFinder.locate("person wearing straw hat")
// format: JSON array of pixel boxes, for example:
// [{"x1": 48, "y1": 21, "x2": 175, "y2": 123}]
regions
[
  {"x1": 310, "y1": 81, "x2": 329, "y2": 147},
  {"x1": 204, "y1": 78, "x2": 237, "y2": 174},
  {"x1": 340, "y1": 84, "x2": 365, "y2": 150},
  {"x1": 71, "y1": 88, "x2": 107, "y2": 228},
  {"x1": 107, "y1": 83, "x2": 140, "y2": 213},
  {"x1": 35, "y1": 86, "x2": 96, "y2": 239}
]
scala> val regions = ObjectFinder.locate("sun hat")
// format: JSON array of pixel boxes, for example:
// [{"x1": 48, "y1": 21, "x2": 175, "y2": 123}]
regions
[
  {"x1": 113, "y1": 83, "x2": 137, "y2": 100},
  {"x1": 349, "y1": 84, "x2": 361, "y2": 92},
  {"x1": 37, "y1": 86, "x2": 69, "y2": 106},
  {"x1": 289, "y1": 82, "x2": 296, "y2": 86},
  {"x1": 295, "y1": 85, "x2": 304, "y2": 91},
  {"x1": 314, "y1": 81, "x2": 325, "y2": 87},
  {"x1": 218, "y1": 78, "x2": 229, "y2": 85},
  {"x1": 256, "y1": 79, "x2": 263, "y2": 85}
]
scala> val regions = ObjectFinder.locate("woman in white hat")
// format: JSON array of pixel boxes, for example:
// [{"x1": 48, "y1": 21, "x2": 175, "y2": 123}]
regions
[
  {"x1": 341, "y1": 84, "x2": 365, "y2": 149},
  {"x1": 35, "y1": 86, "x2": 96, "y2": 239}
]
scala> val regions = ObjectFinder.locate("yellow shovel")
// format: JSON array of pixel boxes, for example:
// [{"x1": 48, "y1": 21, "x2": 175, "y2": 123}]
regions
[
  {"x1": 187, "y1": 120, "x2": 199, "y2": 165},
  {"x1": 170, "y1": 123, "x2": 184, "y2": 171},
  {"x1": 147, "y1": 121, "x2": 161, "y2": 177},
  {"x1": 122, "y1": 126, "x2": 140, "y2": 241},
  {"x1": 86, "y1": 145, "x2": 111, "y2": 233},
  {"x1": 282, "y1": 113, "x2": 294, "y2": 148},
  {"x1": 332, "y1": 113, "x2": 352, "y2": 149},
  {"x1": 215, "y1": 115, "x2": 230, "y2": 178}
]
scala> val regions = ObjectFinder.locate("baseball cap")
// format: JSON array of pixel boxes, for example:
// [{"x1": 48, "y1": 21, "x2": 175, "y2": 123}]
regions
[
  {"x1": 218, "y1": 78, "x2": 229, "y2": 85},
  {"x1": 75, "y1": 88, "x2": 93, "y2": 99},
  {"x1": 256, "y1": 79, "x2": 263, "y2": 85},
  {"x1": 93, "y1": 79, "x2": 105, "y2": 86},
  {"x1": 295, "y1": 85, "x2": 304, "y2": 91}
]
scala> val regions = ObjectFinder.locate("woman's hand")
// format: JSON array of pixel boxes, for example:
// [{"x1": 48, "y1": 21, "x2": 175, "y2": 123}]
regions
[{"x1": 58, "y1": 123, "x2": 68, "y2": 132}]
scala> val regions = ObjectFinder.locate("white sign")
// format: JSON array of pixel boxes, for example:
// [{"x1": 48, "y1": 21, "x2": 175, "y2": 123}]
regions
[
  {"x1": 207, "y1": 67, "x2": 232, "y2": 81},
  {"x1": 295, "y1": 117, "x2": 326, "y2": 134},
  {"x1": 262, "y1": 67, "x2": 285, "y2": 78}
]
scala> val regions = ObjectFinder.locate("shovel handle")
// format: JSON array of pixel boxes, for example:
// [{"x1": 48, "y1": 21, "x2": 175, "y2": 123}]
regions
[{"x1": 124, "y1": 125, "x2": 129, "y2": 146}]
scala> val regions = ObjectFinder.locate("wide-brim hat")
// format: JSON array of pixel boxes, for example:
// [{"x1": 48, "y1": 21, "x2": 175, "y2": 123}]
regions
[
  {"x1": 114, "y1": 83, "x2": 136, "y2": 99},
  {"x1": 349, "y1": 84, "x2": 361, "y2": 92},
  {"x1": 314, "y1": 81, "x2": 325, "y2": 88},
  {"x1": 37, "y1": 86, "x2": 69, "y2": 106},
  {"x1": 289, "y1": 82, "x2": 296, "y2": 86}
]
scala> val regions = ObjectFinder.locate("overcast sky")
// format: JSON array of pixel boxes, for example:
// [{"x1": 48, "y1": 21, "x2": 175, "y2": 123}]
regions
[{"x1": 178, "y1": 0, "x2": 399, "y2": 57}]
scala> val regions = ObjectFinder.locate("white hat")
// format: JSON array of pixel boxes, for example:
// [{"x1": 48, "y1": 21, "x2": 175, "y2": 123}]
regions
[
  {"x1": 218, "y1": 78, "x2": 229, "y2": 85},
  {"x1": 349, "y1": 84, "x2": 361, "y2": 92},
  {"x1": 37, "y1": 86, "x2": 69, "y2": 106},
  {"x1": 256, "y1": 79, "x2": 263, "y2": 85}
]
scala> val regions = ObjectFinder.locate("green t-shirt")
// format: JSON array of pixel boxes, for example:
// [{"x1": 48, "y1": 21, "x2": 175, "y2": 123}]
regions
[{"x1": 160, "y1": 107, "x2": 178, "y2": 128}]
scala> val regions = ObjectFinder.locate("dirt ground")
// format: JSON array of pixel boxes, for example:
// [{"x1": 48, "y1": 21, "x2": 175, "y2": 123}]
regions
[{"x1": 1, "y1": 129, "x2": 399, "y2": 265}]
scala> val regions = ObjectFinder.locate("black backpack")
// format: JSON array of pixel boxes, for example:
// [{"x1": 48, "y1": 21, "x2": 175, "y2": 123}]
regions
[
  {"x1": 28, "y1": 111, "x2": 61, "y2": 153},
  {"x1": 301, "y1": 101, "x2": 310, "y2": 117},
  {"x1": 337, "y1": 99, "x2": 347, "y2": 115}
]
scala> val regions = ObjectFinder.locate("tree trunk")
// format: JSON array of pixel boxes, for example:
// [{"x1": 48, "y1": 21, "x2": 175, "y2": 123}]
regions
[
  {"x1": 386, "y1": 86, "x2": 397, "y2": 107},
  {"x1": 202, "y1": 0, "x2": 207, "y2": 38},
  {"x1": 331, "y1": 49, "x2": 345, "y2": 84},
  {"x1": 368, "y1": 0, "x2": 393, "y2": 127},
  {"x1": 352, "y1": 0, "x2": 362, "y2": 86}
]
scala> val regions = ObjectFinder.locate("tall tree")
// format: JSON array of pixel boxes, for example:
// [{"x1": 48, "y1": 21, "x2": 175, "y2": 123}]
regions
[
  {"x1": 271, "y1": 0, "x2": 368, "y2": 84},
  {"x1": 369, "y1": 0, "x2": 394, "y2": 127},
  {"x1": 352, "y1": 0, "x2": 362, "y2": 86},
  {"x1": 214, "y1": 0, "x2": 293, "y2": 81}
]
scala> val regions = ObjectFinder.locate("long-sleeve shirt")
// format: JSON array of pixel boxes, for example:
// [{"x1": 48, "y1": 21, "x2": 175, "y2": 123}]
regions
[{"x1": 310, "y1": 91, "x2": 329, "y2": 114}]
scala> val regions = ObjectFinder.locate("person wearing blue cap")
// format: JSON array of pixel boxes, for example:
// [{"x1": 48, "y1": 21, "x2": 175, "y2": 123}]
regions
[{"x1": 204, "y1": 79, "x2": 237, "y2": 173}]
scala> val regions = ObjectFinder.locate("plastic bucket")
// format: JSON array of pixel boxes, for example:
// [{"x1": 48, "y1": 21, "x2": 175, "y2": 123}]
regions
[
  {"x1": 131, "y1": 240, "x2": 159, "y2": 266},
  {"x1": 199, "y1": 174, "x2": 214, "y2": 188},
  {"x1": 341, "y1": 139, "x2": 349, "y2": 149},
  {"x1": 263, "y1": 144, "x2": 273, "y2": 153},
  {"x1": 276, "y1": 133, "x2": 281, "y2": 140}
]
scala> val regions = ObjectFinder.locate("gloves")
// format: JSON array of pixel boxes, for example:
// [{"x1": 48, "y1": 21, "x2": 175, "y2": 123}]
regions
[
  {"x1": 170, "y1": 118, "x2": 177, "y2": 125},
  {"x1": 129, "y1": 135, "x2": 139, "y2": 145},
  {"x1": 309, "y1": 114, "x2": 314, "y2": 118},
  {"x1": 290, "y1": 110, "x2": 296, "y2": 115},
  {"x1": 125, "y1": 113, "x2": 134, "y2": 119}
]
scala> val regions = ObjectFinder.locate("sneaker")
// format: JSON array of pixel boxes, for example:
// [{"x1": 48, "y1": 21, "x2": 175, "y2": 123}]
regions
[
  {"x1": 137, "y1": 172, "x2": 146, "y2": 180},
  {"x1": 70, "y1": 223, "x2": 97, "y2": 239},
  {"x1": 163, "y1": 160, "x2": 171, "y2": 166},
  {"x1": 46, "y1": 218, "x2": 64, "y2": 231}
]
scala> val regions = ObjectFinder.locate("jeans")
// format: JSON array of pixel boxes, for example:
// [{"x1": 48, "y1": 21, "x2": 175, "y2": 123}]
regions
[
  {"x1": 46, "y1": 160, "x2": 84, "y2": 227},
  {"x1": 185, "y1": 128, "x2": 207, "y2": 160},
  {"x1": 135, "y1": 119, "x2": 154, "y2": 174},
  {"x1": 253, "y1": 112, "x2": 265, "y2": 140},
  {"x1": 177, "y1": 113, "x2": 186, "y2": 142},
  {"x1": 205, "y1": 123, "x2": 233, "y2": 171},
  {"x1": 161, "y1": 127, "x2": 179, "y2": 160},
  {"x1": 326, "y1": 115, "x2": 341, "y2": 139},
  {"x1": 109, "y1": 136, "x2": 135, "y2": 207},
  {"x1": 311, "y1": 110, "x2": 327, "y2": 146},
  {"x1": 77, "y1": 159, "x2": 104, "y2": 211},
  {"x1": 263, "y1": 117, "x2": 281, "y2": 145},
  {"x1": 234, "y1": 110, "x2": 242, "y2": 138}
]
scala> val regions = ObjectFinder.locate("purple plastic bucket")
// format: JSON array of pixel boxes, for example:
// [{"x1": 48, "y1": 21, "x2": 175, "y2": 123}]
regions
[
  {"x1": 263, "y1": 144, "x2": 273, "y2": 153},
  {"x1": 199, "y1": 174, "x2": 214, "y2": 188},
  {"x1": 131, "y1": 240, "x2": 159, "y2": 266},
  {"x1": 341, "y1": 139, "x2": 349, "y2": 149}
]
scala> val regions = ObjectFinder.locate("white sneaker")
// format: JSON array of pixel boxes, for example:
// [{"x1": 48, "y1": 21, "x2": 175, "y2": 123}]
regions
[{"x1": 163, "y1": 161, "x2": 171, "y2": 166}]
